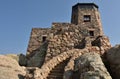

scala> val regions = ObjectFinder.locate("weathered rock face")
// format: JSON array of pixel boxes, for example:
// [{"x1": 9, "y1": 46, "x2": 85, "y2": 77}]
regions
[
  {"x1": 19, "y1": 54, "x2": 27, "y2": 66},
  {"x1": 74, "y1": 53, "x2": 112, "y2": 79},
  {"x1": 106, "y1": 45, "x2": 120, "y2": 79},
  {"x1": 0, "y1": 55, "x2": 26, "y2": 79},
  {"x1": 27, "y1": 41, "x2": 48, "y2": 67}
]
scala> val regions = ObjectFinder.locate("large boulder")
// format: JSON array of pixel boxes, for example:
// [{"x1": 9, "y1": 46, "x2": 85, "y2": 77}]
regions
[
  {"x1": 74, "y1": 53, "x2": 112, "y2": 79},
  {"x1": 0, "y1": 55, "x2": 26, "y2": 79},
  {"x1": 19, "y1": 54, "x2": 27, "y2": 66},
  {"x1": 106, "y1": 45, "x2": 120, "y2": 79}
]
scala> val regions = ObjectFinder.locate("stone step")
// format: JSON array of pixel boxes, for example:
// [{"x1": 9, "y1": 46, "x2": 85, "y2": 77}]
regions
[
  {"x1": 50, "y1": 69, "x2": 64, "y2": 73},
  {"x1": 47, "y1": 76, "x2": 62, "y2": 79},
  {"x1": 47, "y1": 58, "x2": 70, "y2": 79},
  {"x1": 48, "y1": 73, "x2": 63, "y2": 76},
  {"x1": 54, "y1": 62, "x2": 68, "y2": 69},
  {"x1": 52, "y1": 66, "x2": 65, "y2": 70},
  {"x1": 47, "y1": 74, "x2": 63, "y2": 79}
]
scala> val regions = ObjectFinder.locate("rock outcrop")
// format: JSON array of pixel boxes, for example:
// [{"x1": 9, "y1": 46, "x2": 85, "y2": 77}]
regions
[
  {"x1": 19, "y1": 54, "x2": 27, "y2": 66},
  {"x1": 27, "y1": 41, "x2": 48, "y2": 67},
  {"x1": 74, "y1": 53, "x2": 112, "y2": 79},
  {"x1": 5, "y1": 54, "x2": 19, "y2": 62},
  {"x1": 0, "y1": 55, "x2": 26, "y2": 79},
  {"x1": 106, "y1": 45, "x2": 120, "y2": 79}
]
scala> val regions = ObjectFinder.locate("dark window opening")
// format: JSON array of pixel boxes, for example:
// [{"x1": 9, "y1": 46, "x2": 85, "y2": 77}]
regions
[
  {"x1": 42, "y1": 36, "x2": 47, "y2": 42},
  {"x1": 84, "y1": 15, "x2": 91, "y2": 22},
  {"x1": 89, "y1": 31, "x2": 94, "y2": 36},
  {"x1": 91, "y1": 41, "x2": 101, "y2": 47}
]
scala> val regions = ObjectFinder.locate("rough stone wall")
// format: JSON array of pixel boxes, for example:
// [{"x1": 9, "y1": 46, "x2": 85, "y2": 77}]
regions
[
  {"x1": 27, "y1": 28, "x2": 51, "y2": 57},
  {"x1": 46, "y1": 23, "x2": 83, "y2": 61},
  {"x1": 27, "y1": 22, "x2": 111, "y2": 62},
  {"x1": 45, "y1": 23, "x2": 111, "y2": 62},
  {"x1": 91, "y1": 36, "x2": 111, "y2": 54}
]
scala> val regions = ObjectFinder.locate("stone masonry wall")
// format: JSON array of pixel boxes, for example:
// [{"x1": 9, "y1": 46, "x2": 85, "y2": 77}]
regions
[
  {"x1": 45, "y1": 22, "x2": 111, "y2": 62},
  {"x1": 27, "y1": 23, "x2": 111, "y2": 62},
  {"x1": 27, "y1": 28, "x2": 51, "y2": 57}
]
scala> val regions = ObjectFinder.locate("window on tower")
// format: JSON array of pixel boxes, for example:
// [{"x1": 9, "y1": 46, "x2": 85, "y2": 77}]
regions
[
  {"x1": 84, "y1": 15, "x2": 91, "y2": 22},
  {"x1": 42, "y1": 36, "x2": 47, "y2": 42},
  {"x1": 89, "y1": 31, "x2": 94, "y2": 36}
]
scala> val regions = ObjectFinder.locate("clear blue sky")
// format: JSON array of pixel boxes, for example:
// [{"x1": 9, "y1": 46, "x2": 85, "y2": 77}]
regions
[{"x1": 0, "y1": 0, "x2": 120, "y2": 54}]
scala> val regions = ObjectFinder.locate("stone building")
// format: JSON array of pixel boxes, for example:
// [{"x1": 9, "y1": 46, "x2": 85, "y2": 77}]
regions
[{"x1": 26, "y1": 3, "x2": 111, "y2": 79}]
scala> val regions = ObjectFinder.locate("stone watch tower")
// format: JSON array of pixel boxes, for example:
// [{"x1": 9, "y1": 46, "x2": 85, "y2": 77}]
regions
[
  {"x1": 26, "y1": 3, "x2": 111, "y2": 79},
  {"x1": 27, "y1": 3, "x2": 111, "y2": 68},
  {"x1": 71, "y1": 3, "x2": 103, "y2": 36}
]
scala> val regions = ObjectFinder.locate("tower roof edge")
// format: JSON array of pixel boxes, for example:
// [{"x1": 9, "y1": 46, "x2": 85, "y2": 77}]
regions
[{"x1": 72, "y1": 3, "x2": 99, "y2": 8}]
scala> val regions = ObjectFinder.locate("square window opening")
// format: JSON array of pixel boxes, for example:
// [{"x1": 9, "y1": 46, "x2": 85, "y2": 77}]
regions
[
  {"x1": 89, "y1": 31, "x2": 94, "y2": 36},
  {"x1": 84, "y1": 15, "x2": 91, "y2": 22},
  {"x1": 42, "y1": 36, "x2": 47, "y2": 42}
]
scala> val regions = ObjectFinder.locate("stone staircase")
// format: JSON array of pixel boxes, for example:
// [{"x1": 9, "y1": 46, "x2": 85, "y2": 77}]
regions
[
  {"x1": 33, "y1": 49, "x2": 89, "y2": 79},
  {"x1": 47, "y1": 58, "x2": 70, "y2": 79}
]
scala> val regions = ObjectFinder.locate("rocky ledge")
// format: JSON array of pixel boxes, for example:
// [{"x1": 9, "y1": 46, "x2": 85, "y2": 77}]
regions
[
  {"x1": 74, "y1": 53, "x2": 112, "y2": 79},
  {"x1": 0, "y1": 55, "x2": 26, "y2": 79}
]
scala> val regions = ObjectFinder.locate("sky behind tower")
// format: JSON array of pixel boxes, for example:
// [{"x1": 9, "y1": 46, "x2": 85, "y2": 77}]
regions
[{"x1": 0, "y1": 0, "x2": 120, "y2": 54}]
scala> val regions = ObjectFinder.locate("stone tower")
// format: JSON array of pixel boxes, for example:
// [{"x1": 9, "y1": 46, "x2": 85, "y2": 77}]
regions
[
  {"x1": 27, "y1": 3, "x2": 111, "y2": 66},
  {"x1": 71, "y1": 3, "x2": 103, "y2": 36},
  {"x1": 26, "y1": 3, "x2": 112, "y2": 79}
]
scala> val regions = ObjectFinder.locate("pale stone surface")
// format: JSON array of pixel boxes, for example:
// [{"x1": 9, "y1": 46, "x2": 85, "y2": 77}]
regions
[
  {"x1": 0, "y1": 55, "x2": 26, "y2": 79},
  {"x1": 74, "y1": 53, "x2": 112, "y2": 79},
  {"x1": 6, "y1": 54, "x2": 27, "y2": 66},
  {"x1": 5, "y1": 54, "x2": 19, "y2": 62}
]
